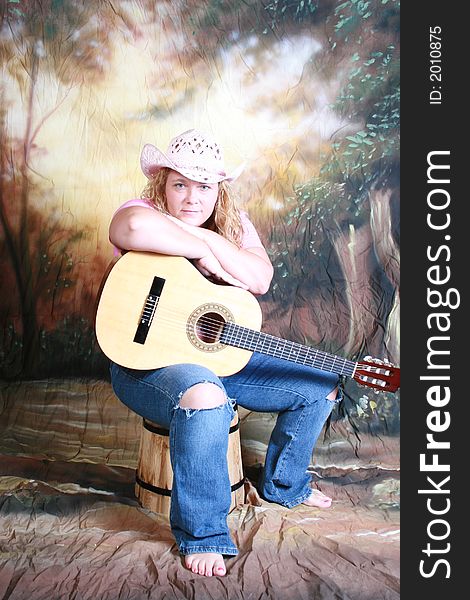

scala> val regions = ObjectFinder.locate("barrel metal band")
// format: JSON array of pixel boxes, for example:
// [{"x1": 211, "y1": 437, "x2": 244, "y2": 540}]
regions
[
  {"x1": 136, "y1": 474, "x2": 245, "y2": 497},
  {"x1": 143, "y1": 404, "x2": 239, "y2": 436}
]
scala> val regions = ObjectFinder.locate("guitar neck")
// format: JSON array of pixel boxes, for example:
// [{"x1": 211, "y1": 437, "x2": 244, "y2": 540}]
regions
[{"x1": 221, "y1": 322, "x2": 357, "y2": 377}]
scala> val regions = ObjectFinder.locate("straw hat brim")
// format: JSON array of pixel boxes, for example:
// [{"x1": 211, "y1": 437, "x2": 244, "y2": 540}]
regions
[{"x1": 140, "y1": 143, "x2": 244, "y2": 184}]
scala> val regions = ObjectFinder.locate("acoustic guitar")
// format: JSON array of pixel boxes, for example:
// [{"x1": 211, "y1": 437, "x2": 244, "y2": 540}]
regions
[{"x1": 95, "y1": 251, "x2": 400, "y2": 393}]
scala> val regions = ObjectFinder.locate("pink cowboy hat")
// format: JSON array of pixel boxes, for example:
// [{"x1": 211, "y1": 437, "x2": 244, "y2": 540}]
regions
[{"x1": 140, "y1": 129, "x2": 244, "y2": 184}]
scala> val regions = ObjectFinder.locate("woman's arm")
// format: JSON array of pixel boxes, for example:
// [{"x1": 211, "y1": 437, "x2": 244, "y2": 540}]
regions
[
  {"x1": 167, "y1": 216, "x2": 274, "y2": 295},
  {"x1": 109, "y1": 207, "x2": 249, "y2": 289},
  {"x1": 110, "y1": 206, "x2": 209, "y2": 258}
]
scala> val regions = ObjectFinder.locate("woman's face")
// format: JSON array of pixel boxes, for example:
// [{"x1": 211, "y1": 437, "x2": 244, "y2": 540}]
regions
[{"x1": 165, "y1": 170, "x2": 219, "y2": 226}]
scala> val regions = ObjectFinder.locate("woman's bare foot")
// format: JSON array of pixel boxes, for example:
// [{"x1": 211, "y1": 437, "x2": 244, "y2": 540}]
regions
[
  {"x1": 302, "y1": 489, "x2": 332, "y2": 508},
  {"x1": 184, "y1": 552, "x2": 226, "y2": 577}
]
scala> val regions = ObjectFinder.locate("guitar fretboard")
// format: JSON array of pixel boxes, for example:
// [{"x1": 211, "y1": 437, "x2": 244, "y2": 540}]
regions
[{"x1": 221, "y1": 322, "x2": 356, "y2": 377}]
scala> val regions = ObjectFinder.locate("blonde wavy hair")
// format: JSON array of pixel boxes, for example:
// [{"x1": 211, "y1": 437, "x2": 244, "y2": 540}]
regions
[{"x1": 140, "y1": 167, "x2": 243, "y2": 247}]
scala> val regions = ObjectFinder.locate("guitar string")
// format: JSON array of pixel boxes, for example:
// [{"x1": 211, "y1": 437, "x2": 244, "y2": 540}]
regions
[
  {"x1": 124, "y1": 306, "x2": 392, "y2": 383},
  {"x1": 133, "y1": 289, "x2": 393, "y2": 377},
  {"x1": 135, "y1": 306, "x2": 359, "y2": 374},
  {"x1": 157, "y1": 314, "x2": 386, "y2": 372},
  {"x1": 142, "y1": 308, "x2": 357, "y2": 372},
  {"x1": 144, "y1": 308, "x2": 328, "y2": 356}
]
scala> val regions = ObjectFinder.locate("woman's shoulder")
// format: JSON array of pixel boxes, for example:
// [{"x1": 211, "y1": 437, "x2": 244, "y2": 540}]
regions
[
  {"x1": 113, "y1": 197, "x2": 155, "y2": 215},
  {"x1": 111, "y1": 198, "x2": 156, "y2": 256},
  {"x1": 239, "y1": 209, "x2": 255, "y2": 227},
  {"x1": 239, "y1": 210, "x2": 264, "y2": 249}
]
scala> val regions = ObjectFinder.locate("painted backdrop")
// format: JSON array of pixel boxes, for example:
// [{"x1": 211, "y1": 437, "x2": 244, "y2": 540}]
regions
[{"x1": 0, "y1": 1, "x2": 400, "y2": 596}]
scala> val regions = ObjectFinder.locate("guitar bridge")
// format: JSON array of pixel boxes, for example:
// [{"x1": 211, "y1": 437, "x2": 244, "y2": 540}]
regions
[{"x1": 133, "y1": 276, "x2": 165, "y2": 344}]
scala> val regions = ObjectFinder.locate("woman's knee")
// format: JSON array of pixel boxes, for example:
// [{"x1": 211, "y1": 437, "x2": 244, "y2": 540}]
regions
[{"x1": 178, "y1": 382, "x2": 227, "y2": 410}]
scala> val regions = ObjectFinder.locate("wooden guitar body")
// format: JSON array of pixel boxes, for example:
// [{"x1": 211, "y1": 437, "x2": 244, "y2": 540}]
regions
[{"x1": 95, "y1": 251, "x2": 262, "y2": 375}]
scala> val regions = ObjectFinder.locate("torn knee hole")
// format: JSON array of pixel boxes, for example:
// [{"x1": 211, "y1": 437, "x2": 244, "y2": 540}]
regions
[{"x1": 178, "y1": 382, "x2": 227, "y2": 410}]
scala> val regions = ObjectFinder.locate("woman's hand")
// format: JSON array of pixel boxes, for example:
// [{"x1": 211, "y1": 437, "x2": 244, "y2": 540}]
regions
[
  {"x1": 167, "y1": 215, "x2": 248, "y2": 289},
  {"x1": 165, "y1": 213, "x2": 271, "y2": 294},
  {"x1": 194, "y1": 253, "x2": 249, "y2": 290}
]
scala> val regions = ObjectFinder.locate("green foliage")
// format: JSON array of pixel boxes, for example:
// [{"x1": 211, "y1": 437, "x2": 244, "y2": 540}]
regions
[
  {"x1": 35, "y1": 224, "x2": 92, "y2": 315},
  {"x1": 271, "y1": 0, "x2": 399, "y2": 262},
  {"x1": 265, "y1": 0, "x2": 321, "y2": 24},
  {"x1": 334, "y1": 44, "x2": 399, "y2": 168},
  {"x1": 332, "y1": 0, "x2": 399, "y2": 38},
  {"x1": 261, "y1": 1, "x2": 400, "y2": 434},
  {"x1": 5, "y1": 0, "x2": 25, "y2": 19},
  {"x1": 333, "y1": 0, "x2": 375, "y2": 36}
]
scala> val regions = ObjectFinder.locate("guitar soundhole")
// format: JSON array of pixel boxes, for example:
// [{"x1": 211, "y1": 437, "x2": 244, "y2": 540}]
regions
[
  {"x1": 196, "y1": 312, "x2": 225, "y2": 344},
  {"x1": 187, "y1": 303, "x2": 234, "y2": 352}
]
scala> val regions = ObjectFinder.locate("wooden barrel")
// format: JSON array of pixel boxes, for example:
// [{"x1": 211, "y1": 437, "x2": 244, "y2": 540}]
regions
[{"x1": 135, "y1": 406, "x2": 245, "y2": 517}]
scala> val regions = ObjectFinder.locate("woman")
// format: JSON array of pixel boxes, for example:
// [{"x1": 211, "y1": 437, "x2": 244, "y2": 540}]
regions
[{"x1": 109, "y1": 129, "x2": 340, "y2": 578}]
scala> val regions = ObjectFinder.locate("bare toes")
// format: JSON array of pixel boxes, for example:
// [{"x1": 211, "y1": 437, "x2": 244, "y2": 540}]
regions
[
  {"x1": 184, "y1": 553, "x2": 226, "y2": 577},
  {"x1": 302, "y1": 489, "x2": 332, "y2": 508}
]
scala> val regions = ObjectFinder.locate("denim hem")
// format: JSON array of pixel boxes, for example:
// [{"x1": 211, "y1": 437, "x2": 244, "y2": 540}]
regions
[
  {"x1": 283, "y1": 488, "x2": 313, "y2": 508},
  {"x1": 179, "y1": 545, "x2": 239, "y2": 556},
  {"x1": 266, "y1": 487, "x2": 313, "y2": 509}
]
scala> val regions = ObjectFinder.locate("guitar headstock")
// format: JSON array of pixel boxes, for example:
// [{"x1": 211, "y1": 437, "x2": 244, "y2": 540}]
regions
[{"x1": 353, "y1": 356, "x2": 400, "y2": 393}]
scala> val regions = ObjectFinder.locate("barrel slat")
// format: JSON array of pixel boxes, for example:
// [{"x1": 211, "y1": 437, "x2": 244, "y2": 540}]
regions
[{"x1": 135, "y1": 409, "x2": 244, "y2": 516}]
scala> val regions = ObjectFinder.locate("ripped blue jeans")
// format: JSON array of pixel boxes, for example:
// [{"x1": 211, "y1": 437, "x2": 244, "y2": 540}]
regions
[{"x1": 110, "y1": 352, "x2": 340, "y2": 556}]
